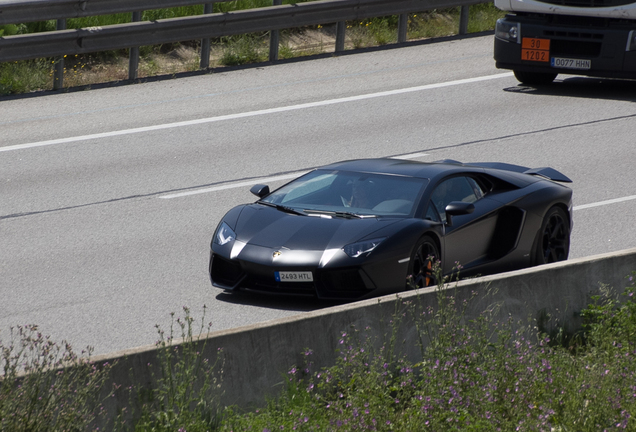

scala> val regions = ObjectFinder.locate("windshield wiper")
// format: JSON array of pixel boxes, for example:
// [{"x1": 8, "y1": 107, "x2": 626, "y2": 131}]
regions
[
  {"x1": 335, "y1": 211, "x2": 376, "y2": 219},
  {"x1": 303, "y1": 209, "x2": 375, "y2": 219},
  {"x1": 258, "y1": 201, "x2": 306, "y2": 216}
]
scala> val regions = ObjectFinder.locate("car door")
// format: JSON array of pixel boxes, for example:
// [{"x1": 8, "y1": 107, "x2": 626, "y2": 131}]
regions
[{"x1": 426, "y1": 176, "x2": 501, "y2": 274}]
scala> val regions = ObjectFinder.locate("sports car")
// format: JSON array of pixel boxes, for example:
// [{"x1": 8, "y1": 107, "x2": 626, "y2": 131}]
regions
[{"x1": 209, "y1": 158, "x2": 572, "y2": 300}]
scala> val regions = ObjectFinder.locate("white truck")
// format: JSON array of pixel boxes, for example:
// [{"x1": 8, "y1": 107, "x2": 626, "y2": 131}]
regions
[{"x1": 493, "y1": 0, "x2": 636, "y2": 84}]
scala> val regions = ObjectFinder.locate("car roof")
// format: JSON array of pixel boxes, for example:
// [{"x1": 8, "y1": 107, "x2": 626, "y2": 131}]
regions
[
  {"x1": 317, "y1": 158, "x2": 570, "y2": 188},
  {"x1": 319, "y1": 158, "x2": 483, "y2": 180}
]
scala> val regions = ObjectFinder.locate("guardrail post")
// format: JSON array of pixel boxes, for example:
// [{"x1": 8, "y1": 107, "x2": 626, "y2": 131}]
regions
[
  {"x1": 53, "y1": 19, "x2": 66, "y2": 90},
  {"x1": 200, "y1": 3, "x2": 214, "y2": 69},
  {"x1": 459, "y1": 5, "x2": 470, "y2": 35},
  {"x1": 269, "y1": 0, "x2": 282, "y2": 61},
  {"x1": 335, "y1": 21, "x2": 345, "y2": 52},
  {"x1": 397, "y1": 13, "x2": 408, "y2": 43},
  {"x1": 129, "y1": 11, "x2": 142, "y2": 80}
]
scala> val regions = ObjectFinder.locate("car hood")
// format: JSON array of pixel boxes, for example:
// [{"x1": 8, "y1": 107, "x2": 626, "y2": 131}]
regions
[{"x1": 234, "y1": 204, "x2": 401, "y2": 250}]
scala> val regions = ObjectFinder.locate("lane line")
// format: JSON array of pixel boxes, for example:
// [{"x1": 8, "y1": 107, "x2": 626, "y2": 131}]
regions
[
  {"x1": 573, "y1": 195, "x2": 636, "y2": 210},
  {"x1": 392, "y1": 152, "x2": 430, "y2": 160},
  {"x1": 164, "y1": 172, "x2": 636, "y2": 213},
  {"x1": 161, "y1": 147, "x2": 635, "y2": 206},
  {"x1": 0, "y1": 53, "x2": 491, "y2": 128},
  {"x1": 159, "y1": 151, "x2": 431, "y2": 199},
  {"x1": 159, "y1": 172, "x2": 308, "y2": 199},
  {"x1": 1, "y1": 73, "x2": 513, "y2": 153}
]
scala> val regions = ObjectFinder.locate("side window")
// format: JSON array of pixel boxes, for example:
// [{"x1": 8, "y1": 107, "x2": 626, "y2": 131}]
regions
[
  {"x1": 466, "y1": 177, "x2": 484, "y2": 200},
  {"x1": 429, "y1": 176, "x2": 480, "y2": 223},
  {"x1": 425, "y1": 204, "x2": 441, "y2": 222}
]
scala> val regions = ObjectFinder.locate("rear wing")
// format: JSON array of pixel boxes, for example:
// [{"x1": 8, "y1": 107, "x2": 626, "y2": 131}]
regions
[
  {"x1": 434, "y1": 160, "x2": 572, "y2": 183},
  {"x1": 522, "y1": 167, "x2": 572, "y2": 183}
]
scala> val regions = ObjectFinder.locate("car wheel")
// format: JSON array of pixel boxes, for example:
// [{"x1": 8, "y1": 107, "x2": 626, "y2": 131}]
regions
[
  {"x1": 534, "y1": 206, "x2": 570, "y2": 265},
  {"x1": 514, "y1": 70, "x2": 557, "y2": 85},
  {"x1": 408, "y1": 236, "x2": 440, "y2": 289}
]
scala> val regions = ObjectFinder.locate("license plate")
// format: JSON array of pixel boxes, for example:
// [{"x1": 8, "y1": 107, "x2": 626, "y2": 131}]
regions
[
  {"x1": 521, "y1": 38, "x2": 550, "y2": 63},
  {"x1": 275, "y1": 271, "x2": 313, "y2": 282},
  {"x1": 551, "y1": 57, "x2": 591, "y2": 70}
]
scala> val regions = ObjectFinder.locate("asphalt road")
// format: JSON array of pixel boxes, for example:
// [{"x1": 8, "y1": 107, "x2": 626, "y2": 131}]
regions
[{"x1": 2, "y1": 34, "x2": 636, "y2": 356}]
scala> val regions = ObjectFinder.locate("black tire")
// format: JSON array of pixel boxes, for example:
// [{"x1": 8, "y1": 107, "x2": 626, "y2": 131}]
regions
[
  {"x1": 407, "y1": 236, "x2": 440, "y2": 289},
  {"x1": 514, "y1": 70, "x2": 557, "y2": 85},
  {"x1": 534, "y1": 206, "x2": 570, "y2": 265}
]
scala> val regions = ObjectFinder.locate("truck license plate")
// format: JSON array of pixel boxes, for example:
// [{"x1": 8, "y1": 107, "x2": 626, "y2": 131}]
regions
[
  {"x1": 275, "y1": 271, "x2": 313, "y2": 282},
  {"x1": 521, "y1": 38, "x2": 550, "y2": 62},
  {"x1": 551, "y1": 57, "x2": 591, "y2": 70}
]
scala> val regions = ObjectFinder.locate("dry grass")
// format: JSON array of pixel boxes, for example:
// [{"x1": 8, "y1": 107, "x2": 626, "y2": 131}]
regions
[{"x1": 42, "y1": 29, "x2": 338, "y2": 90}]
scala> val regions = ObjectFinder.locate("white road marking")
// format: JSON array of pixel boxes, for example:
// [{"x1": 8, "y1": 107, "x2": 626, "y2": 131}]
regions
[
  {"x1": 159, "y1": 172, "x2": 308, "y2": 199},
  {"x1": 392, "y1": 152, "x2": 430, "y2": 160},
  {"x1": 573, "y1": 195, "x2": 636, "y2": 210},
  {"x1": 163, "y1": 170, "x2": 636, "y2": 217},
  {"x1": 1, "y1": 73, "x2": 513, "y2": 153},
  {"x1": 160, "y1": 152, "x2": 433, "y2": 199}
]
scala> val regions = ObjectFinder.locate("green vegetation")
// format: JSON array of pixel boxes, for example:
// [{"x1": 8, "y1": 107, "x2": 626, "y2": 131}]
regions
[
  {"x1": 2, "y1": 272, "x2": 636, "y2": 431},
  {"x1": 0, "y1": 59, "x2": 51, "y2": 95},
  {"x1": 131, "y1": 306, "x2": 223, "y2": 432},
  {"x1": 219, "y1": 273, "x2": 636, "y2": 431},
  {"x1": 0, "y1": 325, "x2": 113, "y2": 431},
  {"x1": 0, "y1": 4, "x2": 504, "y2": 95}
]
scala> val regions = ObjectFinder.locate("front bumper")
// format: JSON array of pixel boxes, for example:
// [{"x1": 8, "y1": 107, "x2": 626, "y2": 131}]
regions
[
  {"x1": 494, "y1": 15, "x2": 636, "y2": 79},
  {"x1": 209, "y1": 252, "x2": 377, "y2": 300}
]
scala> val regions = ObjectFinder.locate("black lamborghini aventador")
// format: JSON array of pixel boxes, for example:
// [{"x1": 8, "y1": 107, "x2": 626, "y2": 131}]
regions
[{"x1": 209, "y1": 158, "x2": 573, "y2": 300}]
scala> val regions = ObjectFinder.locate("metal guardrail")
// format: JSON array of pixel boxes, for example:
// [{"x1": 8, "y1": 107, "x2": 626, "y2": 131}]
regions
[
  {"x1": 0, "y1": 0, "x2": 489, "y2": 89},
  {"x1": 0, "y1": 0, "x2": 217, "y2": 23}
]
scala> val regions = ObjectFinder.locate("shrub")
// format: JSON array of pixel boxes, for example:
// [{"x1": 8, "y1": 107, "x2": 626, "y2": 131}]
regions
[
  {"x1": 0, "y1": 325, "x2": 113, "y2": 431},
  {"x1": 132, "y1": 306, "x2": 223, "y2": 432}
]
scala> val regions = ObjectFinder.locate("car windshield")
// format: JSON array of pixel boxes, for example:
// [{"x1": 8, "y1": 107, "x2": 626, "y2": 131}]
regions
[{"x1": 260, "y1": 170, "x2": 428, "y2": 217}]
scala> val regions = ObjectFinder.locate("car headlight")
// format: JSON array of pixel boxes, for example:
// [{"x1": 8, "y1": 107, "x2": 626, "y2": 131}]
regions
[
  {"x1": 214, "y1": 222, "x2": 236, "y2": 246},
  {"x1": 343, "y1": 237, "x2": 385, "y2": 258},
  {"x1": 495, "y1": 19, "x2": 520, "y2": 43}
]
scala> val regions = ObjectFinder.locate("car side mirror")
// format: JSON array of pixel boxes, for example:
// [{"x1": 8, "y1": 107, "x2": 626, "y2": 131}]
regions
[
  {"x1": 250, "y1": 184, "x2": 270, "y2": 198},
  {"x1": 444, "y1": 201, "x2": 475, "y2": 226}
]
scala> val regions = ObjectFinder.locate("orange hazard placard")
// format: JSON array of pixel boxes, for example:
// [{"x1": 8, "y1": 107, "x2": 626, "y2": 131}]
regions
[{"x1": 521, "y1": 38, "x2": 550, "y2": 62}]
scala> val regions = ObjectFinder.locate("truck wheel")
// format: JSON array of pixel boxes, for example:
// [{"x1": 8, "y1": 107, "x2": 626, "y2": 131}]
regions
[{"x1": 513, "y1": 70, "x2": 557, "y2": 85}]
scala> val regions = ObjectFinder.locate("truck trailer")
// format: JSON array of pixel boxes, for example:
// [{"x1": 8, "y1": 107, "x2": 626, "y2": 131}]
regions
[{"x1": 494, "y1": 0, "x2": 636, "y2": 84}]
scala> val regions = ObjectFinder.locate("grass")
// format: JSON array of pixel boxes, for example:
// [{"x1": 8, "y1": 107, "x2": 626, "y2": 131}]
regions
[
  {"x1": 0, "y1": 4, "x2": 504, "y2": 95},
  {"x1": 3, "y1": 271, "x2": 636, "y2": 431},
  {"x1": 0, "y1": 59, "x2": 51, "y2": 95}
]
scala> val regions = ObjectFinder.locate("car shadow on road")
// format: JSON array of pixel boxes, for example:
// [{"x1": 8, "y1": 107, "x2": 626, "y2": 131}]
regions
[
  {"x1": 214, "y1": 290, "x2": 348, "y2": 312},
  {"x1": 503, "y1": 76, "x2": 636, "y2": 102}
]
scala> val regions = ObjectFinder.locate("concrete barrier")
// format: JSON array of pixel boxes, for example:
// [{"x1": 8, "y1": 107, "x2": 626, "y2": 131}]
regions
[{"x1": 96, "y1": 247, "x2": 636, "y2": 426}]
